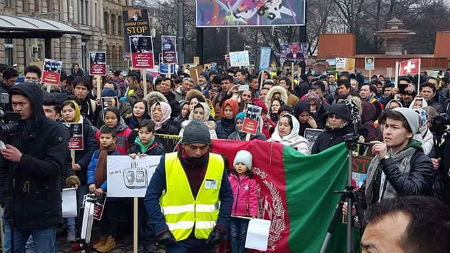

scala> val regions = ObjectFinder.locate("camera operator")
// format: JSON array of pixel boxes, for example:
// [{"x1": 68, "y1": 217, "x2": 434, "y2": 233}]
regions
[
  {"x1": 0, "y1": 82, "x2": 68, "y2": 252},
  {"x1": 0, "y1": 68, "x2": 19, "y2": 110}
]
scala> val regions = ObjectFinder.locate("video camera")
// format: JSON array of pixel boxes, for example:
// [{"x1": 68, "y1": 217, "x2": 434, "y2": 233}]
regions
[{"x1": 0, "y1": 93, "x2": 20, "y2": 142}]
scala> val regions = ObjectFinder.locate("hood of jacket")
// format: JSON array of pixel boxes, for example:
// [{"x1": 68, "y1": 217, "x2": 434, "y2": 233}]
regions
[
  {"x1": 386, "y1": 99, "x2": 403, "y2": 109},
  {"x1": 143, "y1": 91, "x2": 169, "y2": 108},
  {"x1": 265, "y1": 86, "x2": 288, "y2": 110}
]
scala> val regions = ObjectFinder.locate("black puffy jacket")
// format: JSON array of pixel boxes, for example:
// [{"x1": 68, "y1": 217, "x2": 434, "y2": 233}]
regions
[
  {"x1": 0, "y1": 83, "x2": 68, "y2": 230},
  {"x1": 311, "y1": 126, "x2": 351, "y2": 154}
]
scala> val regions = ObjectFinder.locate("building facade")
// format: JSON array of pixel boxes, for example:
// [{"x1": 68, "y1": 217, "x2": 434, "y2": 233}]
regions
[{"x1": 0, "y1": 0, "x2": 129, "y2": 74}]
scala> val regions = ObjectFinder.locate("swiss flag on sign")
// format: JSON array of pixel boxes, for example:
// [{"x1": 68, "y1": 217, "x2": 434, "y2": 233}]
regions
[{"x1": 399, "y1": 59, "x2": 420, "y2": 76}]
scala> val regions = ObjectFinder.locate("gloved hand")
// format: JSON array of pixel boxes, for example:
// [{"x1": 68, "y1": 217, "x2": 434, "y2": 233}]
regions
[
  {"x1": 157, "y1": 229, "x2": 176, "y2": 246},
  {"x1": 206, "y1": 226, "x2": 227, "y2": 245}
]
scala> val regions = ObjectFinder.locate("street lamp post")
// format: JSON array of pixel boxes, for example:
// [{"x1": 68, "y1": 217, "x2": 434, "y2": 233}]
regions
[{"x1": 177, "y1": 0, "x2": 184, "y2": 66}]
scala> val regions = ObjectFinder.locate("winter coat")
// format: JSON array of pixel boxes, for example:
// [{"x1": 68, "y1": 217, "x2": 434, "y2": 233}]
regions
[
  {"x1": 172, "y1": 87, "x2": 187, "y2": 102},
  {"x1": 154, "y1": 120, "x2": 180, "y2": 152},
  {"x1": 228, "y1": 173, "x2": 258, "y2": 217},
  {"x1": 165, "y1": 91, "x2": 181, "y2": 118},
  {"x1": 0, "y1": 83, "x2": 67, "y2": 230},
  {"x1": 95, "y1": 118, "x2": 133, "y2": 155},
  {"x1": 264, "y1": 86, "x2": 288, "y2": 112},
  {"x1": 311, "y1": 125, "x2": 351, "y2": 154},
  {"x1": 361, "y1": 102, "x2": 377, "y2": 142},
  {"x1": 70, "y1": 117, "x2": 97, "y2": 185},
  {"x1": 415, "y1": 127, "x2": 434, "y2": 156},
  {"x1": 179, "y1": 102, "x2": 217, "y2": 139},
  {"x1": 95, "y1": 101, "x2": 132, "y2": 128},
  {"x1": 87, "y1": 149, "x2": 121, "y2": 191},
  {"x1": 269, "y1": 114, "x2": 310, "y2": 154},
  {"x1": 216, "y1": 118, "x2": 235, "y2": 139},
  {"x1": 127, "y1": 139, "x2": 165, "y2": 156}
]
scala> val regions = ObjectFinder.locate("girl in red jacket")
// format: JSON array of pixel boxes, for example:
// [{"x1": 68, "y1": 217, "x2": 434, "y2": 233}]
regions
[{"x1": 228, "y1": 150, "x2": 258, "y2": 253}]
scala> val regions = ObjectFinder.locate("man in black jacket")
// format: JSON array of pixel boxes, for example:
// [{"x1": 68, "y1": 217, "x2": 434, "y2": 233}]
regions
[
  {"x1": 0, "y1": 82, "x2": 68, "y2": 253},
  {"x1": 0, "y1": 68, "x2": 18, "y2": 110}
]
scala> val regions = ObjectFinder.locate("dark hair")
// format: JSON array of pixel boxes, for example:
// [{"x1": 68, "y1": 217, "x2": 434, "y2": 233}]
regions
[
  {"x1": 103, "y1": 107, "x2": 120, "y2": 127},
  {"x1": 281, "y1": 114, "x2": 294, "y2": 130},
  {"x1": 363, "y1": 196, "x2": 450, "y2": 253},
  {"x1": 99, "y1": 125, "x2": 117, "y2": 137},
  {"x1": 138, "y1": 119, "x2": 156, "y2": 132},
  {"x1": 62, "y1": 100, "x2": 76, "y2": 110},
  {"x1": 311, "y1": 80, "x2": 326, "y2": 93},
  {"x1": 382, "y1": 82, "x2": 394, "y2": 93},
  {"x1": 3, "y1": 67, "x2": 19, "y2": 80},
  {"x1": 231, "y1": 164, "x2": 253, "y2": 178},
  {"x1": 337, "y1": 79, "x2": 350, "y2": 88},
  {"x1": 72, "y1": 75, "x2": 93, "y2": 90},
  {"x1": 420, "y1": 82, "x2": 436, "y2": 92},
  {"x1": 399, "y1": 77, "x2": 412, "y2": 84},
  {"x1": 221, "y1": 75, "x2": 234, "y2": 84},
  {"x1": 127, "y1": 73, "x2": 140, "y2": 83},
  {"x1": 236, "y1": 69, "x2": 247, "y2": 76},
  {"x1": 114, "y1": 70, "x2": 122, "y2": 77},
  {"x1": 280, "y1": 77, "x2": 292, "y2": 87},
  {"x1": 24, "y1": 65, "x2": 42, "y2": 78},
  {"x1": 227, "y1": 69, "x2": 236, "y2": 75},
  {"x1": 43, "y1": 93, "x2": 62, "y2": 113},
  {"x1": 279, "y1": 105, "x2": 292, "y2": 116},
  {"x1": 339, "y1": 71, "x2": 350, "y2": 80},
  {"x1": 212, "y1": 75, "x2": 222, "y2": 85},
  {"x1": 174, "y1": 77, "x2": 183, "y2": 85},
  {"x1": 189, "y1": 94, "x2": 206, "y2": 104},
  {"x1": 379, "y1": 109, "x2": 412, "y2": 133},
  {"x1": 371, "y1": 75, "x2": 378, "y2": 80},
  {"x1": 371, "y1": 80, "x2": 383, "y2": 87},
  {"x1": 60, "y1": 70, "x2": 68, "y2": 83},
  {"x1": 154, "y1": 78, "x2": 163, "y2": 87},
  {"x1": 248, "y1": 75, "x2": 258, "y2": 82},
  {"x1": 362, "y1": 84, "x2": 377, "y2": 93}
]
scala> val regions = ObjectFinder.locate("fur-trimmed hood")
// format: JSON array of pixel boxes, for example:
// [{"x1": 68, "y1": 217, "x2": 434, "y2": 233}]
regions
[
  {"x1": 185, "y1": 89, "x2": 207, "y2": 104},
  {"x1": 143, "y1": 91, "x2": 168, "y2": 108},
  {"x1": 265, "y1": 85, "x2": 288, "y2": 110}
]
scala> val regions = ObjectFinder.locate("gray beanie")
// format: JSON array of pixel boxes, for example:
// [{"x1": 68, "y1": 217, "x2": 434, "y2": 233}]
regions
[
  {"x1": 181, "y1": 120, "x2": 211, "y2": 145},
  {"x1": 393, "y1": 107, "x2": 419, "y2": 134},
  {"x1": 233, "y1": 150, "x2": 253, "y2": 170}
]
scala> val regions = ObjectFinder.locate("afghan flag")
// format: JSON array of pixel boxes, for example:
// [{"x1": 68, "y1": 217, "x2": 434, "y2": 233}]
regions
[{"x1": 212, "y1": 139, "x2": 356, "y2": 253}]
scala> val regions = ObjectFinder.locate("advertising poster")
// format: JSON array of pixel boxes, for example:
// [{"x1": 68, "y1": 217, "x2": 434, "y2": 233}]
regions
[
  {"x1": 89, "y1": 52, "x2": 107, "y2": 76},
  {"x1": 259, "y1": 47, "x2": 271, "y2": 70},
  {"x1": 161, "y1": 36, "x2": 177, "y2": 64},
  {"x1": 122, "y1": 9, "x2": 151, "y2": 52},
  {"x1": 196, "y1": 0, "x2": 306, "y2": 27},
  {"x1": 242, "y1": 104, "x2": 262, "y2": 135},
  {"x1": 42, "y1": 59, "x2": 62, "y2": 85},
  {"x1": 229, "y1": 50, "x2": 250, "y2": 67},
  {"x1": 130, "y1": 35, "x2": 154, "y2": 69}
]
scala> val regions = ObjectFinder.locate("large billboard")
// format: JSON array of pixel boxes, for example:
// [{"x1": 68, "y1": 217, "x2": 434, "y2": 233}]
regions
[{"x1": 196, "y1": 0, "x2": 305, "y2": 27}]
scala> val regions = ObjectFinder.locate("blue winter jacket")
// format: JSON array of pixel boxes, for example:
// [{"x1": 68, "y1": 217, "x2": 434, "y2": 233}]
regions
[{"x1": 87, "y1": 149, "x2": 121, "y2": 191}]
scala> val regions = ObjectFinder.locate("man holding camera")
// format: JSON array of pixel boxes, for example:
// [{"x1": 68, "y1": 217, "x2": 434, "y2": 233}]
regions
[{"x1": 0, "y1": 82, "x2": 67, "y2": 253}]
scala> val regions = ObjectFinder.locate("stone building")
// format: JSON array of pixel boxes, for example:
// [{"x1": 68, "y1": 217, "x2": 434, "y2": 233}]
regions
[{"x1": 0, "y1": 0, "x2": 129, "y2": 74}]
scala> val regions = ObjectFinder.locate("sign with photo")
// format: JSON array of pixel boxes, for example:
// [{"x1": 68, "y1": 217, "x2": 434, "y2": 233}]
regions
[
  {"x1": 259, "y1": 47, "x2": 271, "y2": 70},
  {"x1": 130, "y1": 35, "x2": 154, "y2": 69},
  {"x1": 229, "y1": 50, "x2": 250, "y2": 67},
  {"x1": 280, "y1": 43, "x2": 306, "y2": 65},
  {"x1": 161, "y1": 36, "x2": 177, "y2": 64},
  {"x1": 107, "y1": 156, "x2": 161, "y2": 197},
  {"x1": 89, "y1": 52, "x2": 107, "y2": 76},
  {"x1": 63, "y1": 123, "x2": 84, "y2": 150},
  {"x1": 159, "y1": 54, "x2": 176, "y2": 75},
  {"x1": 242, "y1": 104, "x2": 262, "y2": 135},
  {"x1": 304, "y1": 128, "x2": 323, "y2": 150},
  {"x1": 365, "y1": 57, "x2": 375, "y2": 71},
  {"x1": 42, "y1": 59, "x2": 62, "y2": 85},
  {"x1": 122, "y1": 9, "x2": 151, "y2": 52}
]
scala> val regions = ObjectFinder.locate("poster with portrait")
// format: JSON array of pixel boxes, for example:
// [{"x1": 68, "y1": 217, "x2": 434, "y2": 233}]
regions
[
  {"x1": 259, "y1": 47, "x2": 271, "y2": 70},
  {"x1": 122, "y1": 9, "x2": 151, "y2": 52},
  {"x1": 161, "y1": 36, "x2": 177, "y2": 64},
  {"x1": 130, "y1": 35, "x2": 154, "y2": 69},
  {"x1": 280, "y1": 43, "x2": 306, "y2": 65},
  {"x1": 42, "y1": 59, "x2": 62, "y2": 85},
  {"x1": 242, "y1": 104, "x2": 262, "y2": 135},
  {"x1": 365, "y1": 57, "x2": 375, "y2": 71},
  {"x1": 63, "y1": 123, "x2": 84, "y2": 150},
  {"x1": 89, "y1": 52, "x2": 107, "y2": 76}
]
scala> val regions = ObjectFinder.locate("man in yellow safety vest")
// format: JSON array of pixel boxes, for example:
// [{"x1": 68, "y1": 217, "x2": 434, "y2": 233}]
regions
[{"x1": 145, "y1": 120, "x2": 233, "y2": 253}]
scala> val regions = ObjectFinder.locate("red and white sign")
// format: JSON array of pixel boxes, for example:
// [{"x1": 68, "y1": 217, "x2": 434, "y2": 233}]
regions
[
  {"x1": 130, "y1": 35, "x2": 154, "y2": 69},
  {"x1": 241, "y1": 104, "x2": 262, "y2": 135},
  {"x1": 399, "y1": 59, "x2": 420, "y2": 76},
  {"x1": 64, "y1": 123, "x2": 84, "y2": 150},
  {"x1": 89, "y1": 52, "x2": 107, "y2": 76},
  {"x1": 42, "y1": 59, "x2": 62, "y2": 85}
]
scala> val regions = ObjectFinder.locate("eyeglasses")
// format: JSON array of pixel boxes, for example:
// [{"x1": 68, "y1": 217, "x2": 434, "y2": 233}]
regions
[{"x1": 328, "y1": 114, "x2": 342, "y2": 120}]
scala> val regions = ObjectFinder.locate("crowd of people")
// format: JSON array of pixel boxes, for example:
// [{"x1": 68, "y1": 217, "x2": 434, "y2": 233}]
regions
[{"x1": 0, "y1": 62, "x2": 449, "y2": 253}]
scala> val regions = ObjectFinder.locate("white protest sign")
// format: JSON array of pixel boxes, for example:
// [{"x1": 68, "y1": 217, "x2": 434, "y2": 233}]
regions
[
  {"x1": 245, "y1": 218, "x2": 271, "y2": 251},
  {"x1": 107, "y1": 156, "x2": 161, "y2": 197},
  {"x1": 335, "y1": 58, "x2": 347, "y2": 71},
  {"x1": 229, "y1": 50, "x2": 250, "y2": 67},
  {"x1": 62, "y1": 188, "x2": 77, "y2": 218}
]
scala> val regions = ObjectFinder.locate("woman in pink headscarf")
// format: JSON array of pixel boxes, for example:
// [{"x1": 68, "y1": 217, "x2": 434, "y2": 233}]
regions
[{"x1": 150, "y1": 101, "x2": 180, "y2": 151}]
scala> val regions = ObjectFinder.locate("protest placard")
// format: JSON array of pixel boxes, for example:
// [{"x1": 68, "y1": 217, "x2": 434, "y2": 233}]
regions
[
  {"x1": 42, "y1": 59, "x2": 62, "y2": 86},
  {"x1": 304, "y1": 128, "x2": 323, "y2": 150},
  {"x1": 280, "y1": 43, "x2": 306, "y2": 65},
  {"x1": 245, "y1": 218, "x2": 271, "y2": 251},
  {"x1": 161, "y1": 36, "x2": 177, "y2": 64},
  {"x1": 259, "y1": 47, "x2": 271, "y2": 70},
  {"x1": 351, "y1": 155, "x2": 371, "y2": 189},
  {"x1": 365, "y1": 57, "x2": 375, "y2": 71},
  {"x1": 130, "y1": 35, "x2": 154, "y2": 69},
  {"x1": 107, "y1": 156, "x2": 161, "y2": 197},
  {"x1": 62, "y1": 188, "x2": 77, "y2": 218},
  {"x1": 242, "y1": 104, "x2": 262, "y2": 136},
  {"x1": 229, "y1": 51, "x2": 250, "y2": 67},
  {"x1": 63, "y1": 123, "x2": 83, "y2": 150},
  {"x1": 122, "y1": 9, "x2": 150, "y2": 52},
  {"x1": 89, "y1": 52, "x2": 106, "y2": 76}
]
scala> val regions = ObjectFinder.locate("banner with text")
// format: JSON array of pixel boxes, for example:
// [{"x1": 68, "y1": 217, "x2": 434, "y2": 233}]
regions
[{"x1": 130, "y1": 35, "x2": 154, "y2": 69}]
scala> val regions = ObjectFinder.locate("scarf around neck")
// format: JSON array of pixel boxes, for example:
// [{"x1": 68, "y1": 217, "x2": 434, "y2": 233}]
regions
[
  {"x1": 94, "y1": 143, "x2": 117, "y2": 188},
  {"x1": 135, "y1": 136, "x2": 155, "y2": 154}
]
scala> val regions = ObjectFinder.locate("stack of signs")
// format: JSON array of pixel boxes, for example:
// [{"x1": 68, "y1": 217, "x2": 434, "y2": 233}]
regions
[
  {"x1": 259, "y1": 47, "x2": 271, "y2": 70},
  {"x1": 130, "y1": 35, "x2": 154, "y2": 69},
  {"x1": 64, "y1": 123, "x2": 84, "y2": 150},
  {"x1": 161, "y1": 36, "x2": 177, "y2": 64},
  {"x1": 229, "y1": 51, "x2": 250, "y2": 67},
  {"x1": 42, "y1": 59, "x2": 62, "y2": 86},
  {"x1": 365, "y1": 57, "x2": 375, "y2": 71},
  {"x1": 241, "y1": 104, "x2": 262, "y2": 135},
  {"x1": 122, "y1": 9, "x2": 151, "y2": 52},
  {"x1": 280, "y1": 43, "x2": 306, "y2": 65},
  {"x1": 89, "y1": 52, "x2": 107, "y2": 76}
]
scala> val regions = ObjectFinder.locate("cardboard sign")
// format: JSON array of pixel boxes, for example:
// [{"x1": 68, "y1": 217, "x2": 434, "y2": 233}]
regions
[
  {"x1": 122, "y1": 9, "x2": 151, "y2": 52},
  {"x1": 161, "y1": 36, "x2": 177, "y2": 64},
  {"x1": 229, "y1": 50, "x2": 250, "y2": 67},
  {"x1": 304, "y1": 128, "x2": 323, "y2": 150},
  {"x1": 242, "y1": 104, "x2": 262, "y2": 135},
  {"x1": 107, "y1": 156, "x2": 161, "y2": 197},
  {"x1": 365, "y1": 57, "x2": 375, "y2": 71},
  {"x1": 64, "y1": 123, "x2": 83, "y2": 150},
  {"x1": 89, "y1": 52, "x2": 107, "y2": 76},
  {"x1": 259, "y1": 47, "x2": 271, "y2": 70},
  {"x1": 42, "y1": 59, "x2": 62, "y2": 85},
  {"x1": 189, "y1": 65, "x2": 204, "y2": 84},
  {"x1": 336, "y1": 57, "x2": 355, "y2": 72},
  {"x1": 351, "y1": 155, "x2": 371, "y2": 189},
  {"x1": 130, "y1": 35, "x2": 154, "y2": 69}
]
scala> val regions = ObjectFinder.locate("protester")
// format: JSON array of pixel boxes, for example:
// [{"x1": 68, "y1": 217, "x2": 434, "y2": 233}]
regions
[
  {"x1": 173, "y1": 77, "x2": 194, "y2": 101},
  {"x1": 71, "y1": 63, "x2": 84, "y2": 76},
  {"x1": 229, "y1": 150, "x2": 258, "y2": 253},
  {"x1": 128, "y1": 100, "x2": 150, "y2": 131},
  {"x1": 95, "y1": 107, "x2": 132, "y2": 155},
  {"x1": 0, "y1": 67, "x2": 18, "y2": 110},
  {"x1": 269, "y1": 114, "x2": 310, "y2": 154},
  {"x1": 180, "y1": 102, "x2": 217, "y2": 139},
  {"x1": 24, "y1": 65, "x2": 42, "y2": 84},
  {"x1": 228, "y1": 112, "x2": 266, "y2": 141},
  {"x1": 174, "y1": 101, "x2": 189, "y2": 125},
  {"x1": 72, "y1": 75, "x2": 97, "y2": 123},
  {"x1": 293, "y1": 100, "x2": 317, "y2": 136},
  {"x1": 216, "y1": 99, "x2": 239, "y2": 139},
  {"x1": 145, "y1": 120, "x2": 233, "y2": 252}
]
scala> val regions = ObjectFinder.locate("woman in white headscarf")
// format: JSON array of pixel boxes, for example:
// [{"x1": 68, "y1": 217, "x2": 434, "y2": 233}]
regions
[
  {"x1": 179, "y1": 102, "x2": 217, "y2": 139},
  {"x1": 269, "y1": 113, "x2": 310, "y2": 154}
]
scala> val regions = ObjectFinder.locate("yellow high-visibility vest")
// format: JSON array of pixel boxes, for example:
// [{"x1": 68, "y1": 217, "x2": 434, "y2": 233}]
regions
[{"x1": 160, "y1": 152, "x2": 224, "y2": 241}]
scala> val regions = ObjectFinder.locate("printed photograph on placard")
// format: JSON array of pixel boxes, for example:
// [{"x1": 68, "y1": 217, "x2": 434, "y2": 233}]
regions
[
  {"x1": 89, "y1": 52, "x2": 107, "y2": 76},
  {"x1": 130, "y1": 35, "x2": 154, "y2": 69},
  {"x1": 42, "y1": 59, "x2": 62, "y2": 85}
]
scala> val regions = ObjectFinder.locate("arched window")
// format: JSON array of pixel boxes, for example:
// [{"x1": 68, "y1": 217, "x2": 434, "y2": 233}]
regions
[
  {"x1": 118, "y1": 16, "x2": 123, "y2": 36},
  {"x1": 103, "y1": 12, "x2": 109, "y2": 34},
  {"x1": 111, "y1": 14, "x2": 116, "y2": 35}
]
